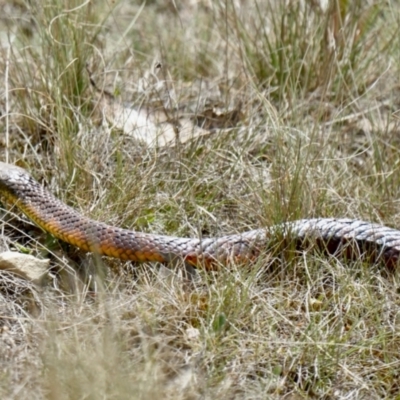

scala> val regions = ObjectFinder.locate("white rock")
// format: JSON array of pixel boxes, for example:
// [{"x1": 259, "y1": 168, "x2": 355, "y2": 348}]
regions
[{"x1": 0, "y1": 251, "x2": 49, "y2": 285}]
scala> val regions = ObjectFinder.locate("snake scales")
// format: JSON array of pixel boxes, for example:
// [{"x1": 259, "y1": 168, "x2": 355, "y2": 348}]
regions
[{"x1": 0, "y1": 162, "x2": 400, "y2": 269}]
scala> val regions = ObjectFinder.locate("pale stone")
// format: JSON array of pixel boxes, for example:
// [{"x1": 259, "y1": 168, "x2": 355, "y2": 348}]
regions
[{"x1": 0, "y1": 251, "x2": 49, "y2": 285}]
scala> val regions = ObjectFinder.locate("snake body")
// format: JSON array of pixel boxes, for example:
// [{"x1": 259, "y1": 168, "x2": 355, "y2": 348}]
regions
[{"x1": 1, "y1": 162, "x2": 400, "y2": 269}]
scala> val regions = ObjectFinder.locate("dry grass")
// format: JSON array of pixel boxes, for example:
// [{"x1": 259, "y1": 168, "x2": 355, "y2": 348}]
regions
[{"x1": 0, "y1": 0, "x2": 400, "y2": 398}]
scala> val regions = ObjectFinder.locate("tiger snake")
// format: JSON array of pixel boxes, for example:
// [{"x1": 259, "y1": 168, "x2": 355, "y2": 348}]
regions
[{"x1": 0, "y1": 162, "x2": 399, "y2": 269}]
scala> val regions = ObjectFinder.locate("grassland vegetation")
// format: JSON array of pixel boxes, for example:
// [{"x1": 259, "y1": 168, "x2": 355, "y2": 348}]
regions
[{"x1": 0, "y1": 0, "x2": 400, "y2": 398}]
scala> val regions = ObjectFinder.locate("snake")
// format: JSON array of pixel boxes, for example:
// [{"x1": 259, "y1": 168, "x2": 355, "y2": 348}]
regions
[{"x1": 0, "y1": 161, "x2": 400, "y2": 269}]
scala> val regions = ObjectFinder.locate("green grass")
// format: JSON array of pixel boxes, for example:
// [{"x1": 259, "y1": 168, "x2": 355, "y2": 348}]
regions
[{"x1": 0, "y1": 0, "x2": 400, "y2": 398}]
